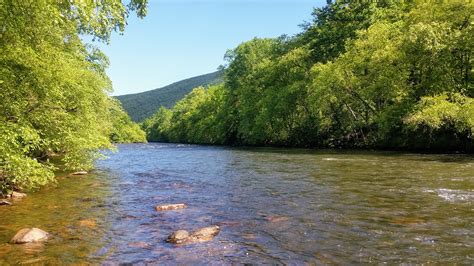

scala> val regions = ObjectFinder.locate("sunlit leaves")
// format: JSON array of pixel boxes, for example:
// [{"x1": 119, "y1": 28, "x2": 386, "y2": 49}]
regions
[
  {"x1": 405, "y1": 93, "x2": 474, "y2": 133},
  {"x1": 0, "y1": 0, "x2": 147, "y2": 193},
  {"x1": 144, "y1": 0, "x2": 472, "y2": 151}
]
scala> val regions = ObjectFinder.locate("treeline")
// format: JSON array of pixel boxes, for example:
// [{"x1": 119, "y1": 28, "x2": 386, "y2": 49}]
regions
[
  {"x1": 143, "y1": 1, "x2": 473, "y2": 152},
  {"x1": 0, "y1": 1, "x2": 147, "y2": 194}
]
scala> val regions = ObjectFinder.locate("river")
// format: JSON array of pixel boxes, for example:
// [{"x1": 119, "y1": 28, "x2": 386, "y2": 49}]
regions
[{"x1": 0, "y1": 143, "x2": 473, "y2": 264}]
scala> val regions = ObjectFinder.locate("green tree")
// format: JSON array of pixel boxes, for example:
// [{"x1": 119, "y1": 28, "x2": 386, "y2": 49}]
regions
[
  {"x1": 109, "y1": 99, "x2": 147, "y2": 143},
  {"x1": 142, "y1": 107, "x2": 173, "y2": 142},
  {"x1": 143, "y1": 0, "x2": 472, "y2": 152},
  {"x1": 0, "y1": 0, "x2": 147, "y2": 194}
]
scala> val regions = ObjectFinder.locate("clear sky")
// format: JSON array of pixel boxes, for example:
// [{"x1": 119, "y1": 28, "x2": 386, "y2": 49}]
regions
[{"x1": 95, "y1": 0, "x2": 326, "y2": 96}]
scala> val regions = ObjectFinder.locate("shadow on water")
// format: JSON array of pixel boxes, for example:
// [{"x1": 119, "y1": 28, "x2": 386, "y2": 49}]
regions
[
  {"x1": 234, "y1": 146, "x2": 474, "y2": 163},
  {"x1": 0, "y1": 143, "x2": 473, "y2": 264}
]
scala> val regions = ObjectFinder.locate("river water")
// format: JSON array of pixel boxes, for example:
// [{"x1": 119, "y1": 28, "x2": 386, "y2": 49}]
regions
[{"x1": 0, "y1": 143, "x2": 473, "y2": 264}]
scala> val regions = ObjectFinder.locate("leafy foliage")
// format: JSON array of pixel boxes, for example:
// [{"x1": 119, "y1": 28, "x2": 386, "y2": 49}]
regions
[
  {"x1": 0, "y1": 0, "x2": 147, "y2": 194},
  {"x1": 406, "y1": 94, "x2": 474, "y2": 132},
  {"x1": 144, "y1": 1, "x2": 473, "y2": 152},
  {"x1": 109, "y1": 99, "x2": 147, "y2": 143}
]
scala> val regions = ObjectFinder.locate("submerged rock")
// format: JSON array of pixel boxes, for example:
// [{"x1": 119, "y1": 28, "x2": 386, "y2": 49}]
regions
[
  {"x1": 216, "y1": 220, "x2": 241, "y2": 227},
  {"x1": 258, "y1": 212, "x2": 290, "y2": 223},
  {"x1": 9, "y1": 191, "x2": 27, "y2": 199},
  {"x1": 166, "y1": 225, "x2": 220, "y2": 245},
  {"x1": 78, "y1": 219, "x2": 97, "y2": 229},
  {"x1": 0, "y1": 200, "x2": 12, "y2": 206},
  {"x1": 242, "y1": 233, "x2": 257, "y2": 240},
  {"x1": 391, "y1": 217, "x2": 425, "y2": 226},
  {"x1": 166, "y1": 230, "x2": 190, "y2": 244},
  {"x1": 71, "y1": 171, "x2": 88, "y2": 176},
  {"x1": 10, "y1": 228, "x2": 49, "y2": 244},
  {"x1": 128, "y1": 241, "x2": 150, "y2": 248},
  {"x1": 155, "y1": 203, "x2": 187, "y2": 211},
  {"x1": 90, "y1": 182, "x2": 102, "y2": 188},
  {"x1": 265, "y1": 216, "x2": 289, "y2": 223}
]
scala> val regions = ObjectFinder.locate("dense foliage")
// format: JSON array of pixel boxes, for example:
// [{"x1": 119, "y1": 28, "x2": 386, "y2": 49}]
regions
[
  {"x1": 0, "y1": 0, "x2": 147, "y2": 194},
  {"x1": 144, "y1": 1, "x2": 473, "y2": 152},
  {"x1": 117, "y1": 71, "x2": 222, "y2": 122}
]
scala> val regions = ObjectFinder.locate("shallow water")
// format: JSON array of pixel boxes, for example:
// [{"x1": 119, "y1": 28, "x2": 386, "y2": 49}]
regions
[{"x1": 0, "y1": 143, "x2": 473, "y2": 264}]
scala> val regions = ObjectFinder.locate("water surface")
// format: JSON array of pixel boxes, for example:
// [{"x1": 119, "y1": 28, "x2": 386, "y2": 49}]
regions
[{"x1": 0, "y1": 143, "x2": 473, "y2": 264}]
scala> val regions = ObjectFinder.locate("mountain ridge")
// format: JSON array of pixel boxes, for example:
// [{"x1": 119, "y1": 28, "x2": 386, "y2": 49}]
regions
[{"x1": 116, "y1": 71, "x2": 223, "y2": 122}]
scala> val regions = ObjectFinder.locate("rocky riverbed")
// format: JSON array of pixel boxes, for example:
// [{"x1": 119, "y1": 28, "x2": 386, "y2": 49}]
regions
[{"x1": 0, "y1": 143, "x2": 473, "y2": 264}]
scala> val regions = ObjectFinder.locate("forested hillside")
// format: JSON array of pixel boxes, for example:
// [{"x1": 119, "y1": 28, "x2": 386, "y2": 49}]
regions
[
  {"x1": 0, "y1": 1, "x2": 147, "y2": 194},
  {"x1": 143, "y1": 1, "x2": 473, "y2": 152},
  {"x1": 116, "y1": 71, "x2": 222, "y2": 122}
]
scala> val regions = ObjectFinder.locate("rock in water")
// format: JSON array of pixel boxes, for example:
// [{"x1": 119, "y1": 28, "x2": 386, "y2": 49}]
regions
[
  {"x1": 128, "y1": 242, "x2": 150, "y2": 248},
  {"x1": 10, "y1": 228, "x2": 49, "y2": 244},
  {"x1": 78, "y1": 219, "x2": 97, "y2": 229},
  {"x1": 155, "y1": 203, "x2": 187, "y2": 211},
  {"x1": 265, "y1": 216, "x2": 289, "y2": 223},
  {"x1": 166, "y1": 230, "x2": 190, "y2": 244},
  {"x1": 71, "y1": 171, "x2": 88, "y2": 176},
  {"x1": 166, "y1": 225, "x2": 221, "y2": 245},
  {"x1": 10, "y1": 191, "x2": 27, "y2": 199},
  {"x1": 189, "y1": 225, "x2": 220, "y2": 242},
  {"x1": 0, "y1": 200, "x2": 12, "y2": 206}
]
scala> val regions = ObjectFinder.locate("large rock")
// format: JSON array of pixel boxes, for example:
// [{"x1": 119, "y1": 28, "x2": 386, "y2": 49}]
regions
[
  {"x1": 189, "y1": 225, "x2": 220, "y2": 243},
  {"x1": 166, "y1": 225, "x2": 220, "y2": 245},
  {"x1": 10, "y1": 228, "x2": 49, "y2": 244},
  {"x1": 166, "y1": 230, "x2": 190, "y2": 244},
  {"x1": 155, "y1": 203, "x2": 187, "y2": 211}
]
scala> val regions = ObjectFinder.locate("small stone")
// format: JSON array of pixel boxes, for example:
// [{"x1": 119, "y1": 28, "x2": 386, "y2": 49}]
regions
[
  {"x1": 10, "y1": 191, "x2": 27, "y2": 199},
  {"x1": 0, "y1": 200, "x2": 12, "y2": 206},
  {"x1": 78, "y1": 219, "x2": 97, "y2": 229},
  {"x1": 155, "y1": 203, "x2": 187, "y2": 211},
  {"x1": 242, "y1": 233, "x2": 256, "y2": 240},
  {"x1": 259, "y1": 213, "x2": 289, "y2": 223},
  {"x1": 128, "y1": 241, "x2": 150, "y2": 248},
  {"x1": 265, "y1": 216, "x2": 289, "y2": 223},
  {"x1": 10, "y1": 228, "x2": 49, "y2": 244},
  {"x1": 72, "y1": 171, "x2": 88, "y2": 175},
  {"x1": 90, "y1": 182, "x2": 102, "y2": 188},
  {"x1": 391, "y1": 217, "x2": 425, "y2": 226},
  {"x1": 166, "y1": 230, "x2": 190, "y2": 244},
  {"x1": 18, "y1": 257, "x2": 47, "y2": 264}
]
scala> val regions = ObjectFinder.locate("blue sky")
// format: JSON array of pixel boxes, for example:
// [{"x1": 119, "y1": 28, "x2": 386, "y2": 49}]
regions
[{"x1": 95, "y1": 0, "x2": 325, "y2": 96}]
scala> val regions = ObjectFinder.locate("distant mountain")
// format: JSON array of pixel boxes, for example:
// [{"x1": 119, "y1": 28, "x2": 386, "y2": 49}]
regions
[{"x1": 116, "y1": 71, "x2": 223, "y2": 122}]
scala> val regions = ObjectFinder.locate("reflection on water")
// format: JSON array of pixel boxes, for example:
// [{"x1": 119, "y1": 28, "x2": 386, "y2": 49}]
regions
[{"x1": 0, "y1": 143, "x2": 473, "y2": 264}]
